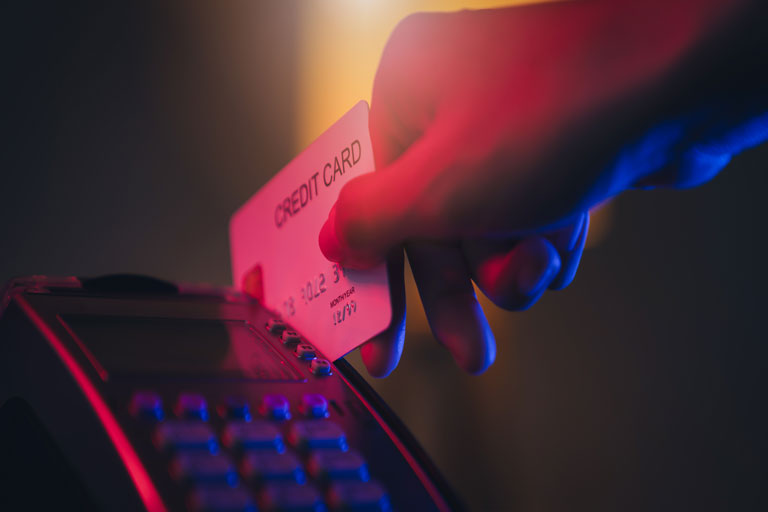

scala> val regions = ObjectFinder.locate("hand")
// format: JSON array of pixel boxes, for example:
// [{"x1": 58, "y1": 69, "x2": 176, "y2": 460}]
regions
[{"x1": 319, "y1": 0, "x2": 768, "y2": 376}]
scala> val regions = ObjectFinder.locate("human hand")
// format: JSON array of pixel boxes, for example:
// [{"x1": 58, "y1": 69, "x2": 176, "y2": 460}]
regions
[{"x1": 319, "y1": 0, "x2": 768, "y2": 376}]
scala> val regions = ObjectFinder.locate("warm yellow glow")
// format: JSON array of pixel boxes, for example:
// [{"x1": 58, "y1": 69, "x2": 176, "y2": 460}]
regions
[{"x1": 295, "y1": 0, "x2": 556, "y2": 150}]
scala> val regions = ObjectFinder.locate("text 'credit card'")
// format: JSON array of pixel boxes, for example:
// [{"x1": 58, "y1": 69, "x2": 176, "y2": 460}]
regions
[{"x1": 230, "y1": 101, "x2": 392, "y2": 361}]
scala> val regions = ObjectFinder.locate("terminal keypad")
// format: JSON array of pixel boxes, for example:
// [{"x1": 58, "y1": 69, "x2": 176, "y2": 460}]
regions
[
  {"x1": 129, "y1": 318, "x2": 393, "y2": 511},
  {"x1": 242, "y1": 451, "x2": 306, "y2": 484},
  {"x1": 135, "y1": 395, "x2": 389, "y2": 510},
  {"x1": 301, "y1": 394, "x2": 330, "y2": 419},
  {"x1": 176, "y1": 393, "x2": 209, "y2": 421},
  {"x1": 219, "y1": 396, "x2": 252, "y2": 422},
  {"x1": 154, "y1": 421, "x2": 218, "y2": 453},
  {"x1": 171, "y1": 452, "x2": 238, "y2": 486},
  {"x1": 189, "y1": 485, "x2": 256, "y2": 512},
  {"x1": 143, "y1": 392, "x2": 390, "y2": 511},
  {"x1": 308, "y1": 450, "x2": 369, "y2": 482},
  {"x1": 260, "y1": 482, "x2": 325, "y2": 511},
  {"x1": 222, "y1": 421, "x2": 285, "y2": 452},
  {"x1": 130, "y1": 390, "x2": 164, "y2": 421}
]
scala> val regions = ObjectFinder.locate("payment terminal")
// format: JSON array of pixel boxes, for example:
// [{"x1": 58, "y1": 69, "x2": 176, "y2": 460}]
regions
[{"x1": 0, "y1": 274, "x2": 463, "y2": 512}]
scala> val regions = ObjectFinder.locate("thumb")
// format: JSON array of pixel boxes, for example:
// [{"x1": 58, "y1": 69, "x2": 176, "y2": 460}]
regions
[
  {"x1": 319, "y1": 118, "x2": 463, "y2": 268},
  {"x1": 318, "y1": 172, "x2": 401, "y2": 269}
]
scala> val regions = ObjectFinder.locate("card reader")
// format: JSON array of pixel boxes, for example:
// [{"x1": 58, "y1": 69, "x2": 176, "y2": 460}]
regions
[{"x1": 0, "y1": 275, "x2": 463, "y2": 512}]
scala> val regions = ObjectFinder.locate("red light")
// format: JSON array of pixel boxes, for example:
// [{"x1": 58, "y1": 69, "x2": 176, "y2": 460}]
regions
[{"x1": 17, "y1": 296, "x2": 167, "y2": 512}]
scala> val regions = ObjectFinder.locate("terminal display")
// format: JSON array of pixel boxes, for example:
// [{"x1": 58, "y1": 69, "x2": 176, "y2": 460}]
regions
[{"x1": 60, "y1": 315, "x2": 305, "y2": 382}]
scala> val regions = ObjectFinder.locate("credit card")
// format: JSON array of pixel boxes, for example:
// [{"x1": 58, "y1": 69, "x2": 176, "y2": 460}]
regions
[{"x1": 230, "y1": 101, "x2": 392, "y2": 361}]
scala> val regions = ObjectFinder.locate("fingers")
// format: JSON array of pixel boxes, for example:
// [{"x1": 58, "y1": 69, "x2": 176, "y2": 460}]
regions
[
  {"x1": 464, "y1": 236, "x2": 561, "y2": 311},
  {"x1": 547, "y1": 212, "x2": 589, "y2": 290},
  {"x1": 317, "y1": 175, "x2": 396, "y2": 269},
  {"x1": 316, "y1": 163, "x2": 405, "y2": 270},
  {"x1": 358, "y1": 218, "x2": 588, "y2": 377},
  {"x1": 406, "y1": 241, "x2": 495, "y2": 374},
  {"x1": 359, "y1": 249, "x2": 406, "y2": 377},
  {"x1": 318, "y1": 111, "x2": 469, "y2": 269}
]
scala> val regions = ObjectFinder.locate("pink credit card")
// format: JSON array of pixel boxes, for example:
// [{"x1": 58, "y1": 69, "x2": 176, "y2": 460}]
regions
[{"x1": 230, "y1": 101, "x2": 392, "y2": 361}]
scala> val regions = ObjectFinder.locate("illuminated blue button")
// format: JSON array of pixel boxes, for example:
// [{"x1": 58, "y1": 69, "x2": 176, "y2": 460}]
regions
[
  {"x1": 301, "y1": 394, "x2": 329, "y2": 418},
  {"x1": 242, "y1": 451, "x2": 305, "y2": 484},
  {"x1": 172, "y1": 452, "x2": 238, "y2": 486},
  {"x1": 130, "y1": 391, "x2": 164, "y2": 421},
  {"x1": 154, "y1": 421, "x2": 218, "y2": 453},
  {"x1": 260, "y1": 394, "x2": 291, "y2": 421},
  {"x1": 328, "y1": 480, "x2": 391, "y2": 512},
  {"x1": 290, "y1": 420, "x2": 348, "y2": 452},
  {"x1": 308, "y1": 450, "x2": 369, "y2": 481},
  {"x1": 294, "y1": 343, "x2": 317, "y2": 360},
  {"x1": 223, "y1": 420, "x2": 285, "y2": 452},
  {"x1": 176, "y1": 393, "x2": 209, "y2": 421},
  {"x1": 309, "y1": 359, "x2": 332, "y2": 377},
  {"x1": 220, "y1": 396, "x2": 252, "y2": 421},
  {"x1": 260, "y1": 482, "x2": 324, "y2": 511},
  {"x1": 189, "y1": 485, "x2": 256, "y2": 512}
]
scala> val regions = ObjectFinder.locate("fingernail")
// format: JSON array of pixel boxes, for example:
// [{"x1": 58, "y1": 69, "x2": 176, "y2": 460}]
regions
[{"x1": 319, "y1": 204, "x2": 343, "y2": 263}]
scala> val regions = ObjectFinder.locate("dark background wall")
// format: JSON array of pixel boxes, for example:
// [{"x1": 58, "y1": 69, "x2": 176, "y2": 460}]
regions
[
  {"x1": 1, "y1": 1, "x2": 298, "y2": 285},
  {"x1": 2, "y1": 2, "x2": 766, "y2": 511}
]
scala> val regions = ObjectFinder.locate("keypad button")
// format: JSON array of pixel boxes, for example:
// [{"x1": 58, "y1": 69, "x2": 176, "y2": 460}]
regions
[
  {"x1": 308, "y1": 450, "x2": 369, "y2": 482},
  {"x1": 260, "y1": 394, "x2": 291, "y2": 421},
  {"x1": 290, "y1": 420, "x2": 348, "y2": 452},
  {"x1": 309, "y1": 359, "x2": 332, "y2": 377},
  {"x1": 260, "y1": 482, "x2": 324, "y2": 512},
  {"x1": 241, "y1": 452, "x2": 306, "y2": 484},
  {"x1": 223, "y1": 421, "x2": 285, "y2": 452},
  {"x1": 280, "y1": 330, "x2": 302, "y2": 345},
  {"x1": 172, "y1": 452, "x2": 238, "y2": 486},
  {"x1": 328, "y1": 480, "x2": 391, "y2": 512},
  {"x1": 266, "y1": 318, "x2": 287, "y2": 335},
  {"x1": 294, "y1": 344, "x2": 316, "y2": 360},
  {"x1": 301, "y1": 394, "x2": 329, "y2": 418},
  {"x1": 129, "y1": 391, "x2": 164, "y2": 421},
  {"x1": 155, "y1": 421, "x2": 218, "y2": 453},
  {"x1": 189, "y1": 485, "x2": 256, "y2": 512},
  {"x1": 176, "y1": 393, "x2": 209, "y2": 420},
  {"x1": 219, "y1": 396, "x2": 252, "y2": 421}
]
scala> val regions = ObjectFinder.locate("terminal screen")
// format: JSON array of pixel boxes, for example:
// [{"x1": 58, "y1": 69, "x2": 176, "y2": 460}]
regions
[{"x1": 60, "y1": 315, "x2": 304, "y2": 382}]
